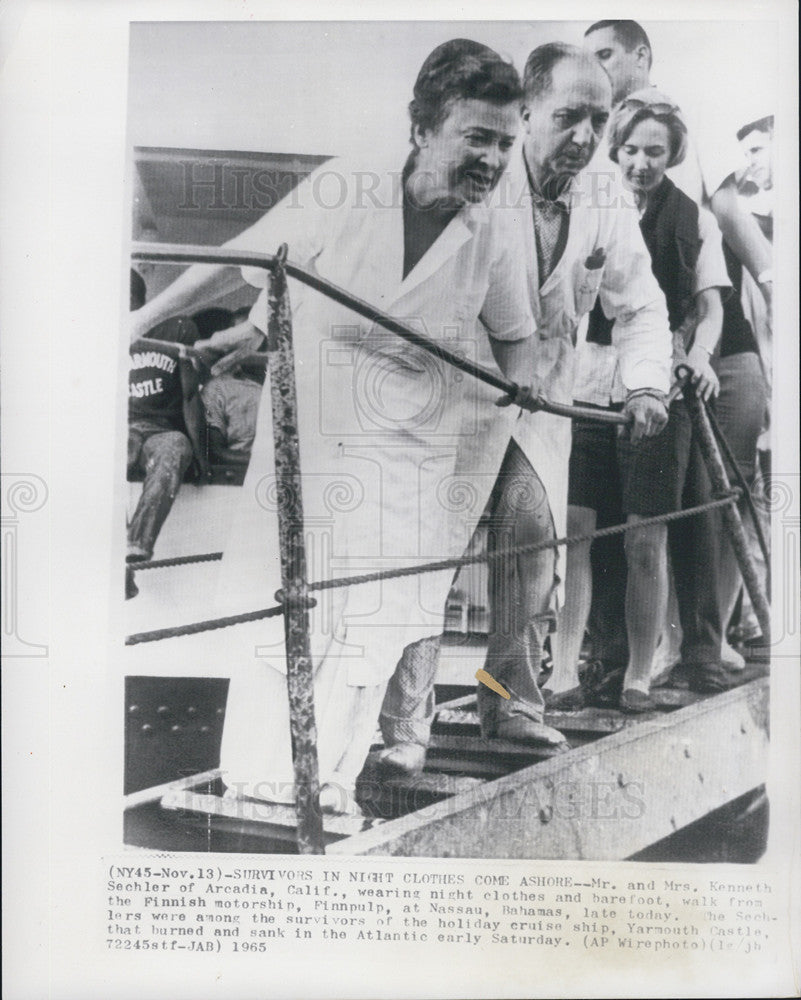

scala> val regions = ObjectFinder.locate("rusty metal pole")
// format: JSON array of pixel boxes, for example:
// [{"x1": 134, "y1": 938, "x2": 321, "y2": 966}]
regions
[
  {"x1": 265, "y1": 244, "x2": 325, "y2": 854},
  {"x1": 679, "y1": 371, "x2": 771, "y2": 646}
]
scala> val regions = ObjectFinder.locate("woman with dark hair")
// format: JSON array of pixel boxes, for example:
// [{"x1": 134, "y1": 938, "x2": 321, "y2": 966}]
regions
[
  {"x1": 556, "y1": 88, "x2": 734, "y2": 711},
  {"x1": 132, "y1": 40, "x2": 543, "y2": 811}
]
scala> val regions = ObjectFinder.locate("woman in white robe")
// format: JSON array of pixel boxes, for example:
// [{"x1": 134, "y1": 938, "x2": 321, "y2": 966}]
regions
[{"x1": 131, "y1": 40, "x2": 539, "y2": 812}]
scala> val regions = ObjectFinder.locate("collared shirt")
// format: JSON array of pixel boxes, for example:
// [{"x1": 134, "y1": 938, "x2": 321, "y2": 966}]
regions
[
  {"x1": 202, "y1": 373, "x2": 263, "y2": 453},
  {"x1": 216, "y1": 151, "x2": 537, "y2": 684},
  {"x1": 489, "y1": 151, "x2": 671, "y2": 548},
  {"x1": 524, "y1": 152, "x2": 572, "y2": 286}
]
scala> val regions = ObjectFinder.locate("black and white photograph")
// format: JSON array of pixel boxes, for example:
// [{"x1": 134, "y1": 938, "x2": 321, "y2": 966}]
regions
[{"x1": 123, "y1": 18, "x2": 778, "y2": 860}]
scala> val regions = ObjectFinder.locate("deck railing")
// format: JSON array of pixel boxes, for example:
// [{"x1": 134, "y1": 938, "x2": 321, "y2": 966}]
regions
[{"x1": 130, "y1": 241, "x2": 771, "y2": 854}]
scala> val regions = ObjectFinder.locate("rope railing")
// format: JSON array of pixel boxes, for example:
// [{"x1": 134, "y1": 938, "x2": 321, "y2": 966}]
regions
[
  {"x1": 129, "y1": 243, "x2": 772, "y2": 855},
  {"x1": 131, "y1": 242, "x2": 628, "y2": 427},
  {"x1": 125, "y1": 489, "x2": 739, "y2": 646},
  {"x1": 129, "y1": 551, "x2": 222, "y2": 571}
]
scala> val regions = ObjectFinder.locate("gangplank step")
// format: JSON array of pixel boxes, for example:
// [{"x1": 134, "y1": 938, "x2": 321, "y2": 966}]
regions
[
  {"x1": 330, "y1": 677, "x2": 770, "y2": 858},
  {"x1": 160, "y1": 789, "x2": 383, "y2": 843},
  {"x1": 357, "y1": 761, "x2": 484, "y2": 820},
  {"x1": 428, "y1": 733, "x2": 570, "y2": 760},
  {"x1": 434, "y1": 705, "x2": 635, "y2": 736}
]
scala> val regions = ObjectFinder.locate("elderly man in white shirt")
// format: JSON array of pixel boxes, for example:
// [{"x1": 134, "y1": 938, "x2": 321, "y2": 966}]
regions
[{"x1": 378, "y1": 43, "x2": 672, "y2": 770}]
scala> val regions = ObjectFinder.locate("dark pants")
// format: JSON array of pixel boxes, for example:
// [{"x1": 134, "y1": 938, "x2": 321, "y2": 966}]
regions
[
  {"x1": 568, "y1": 409, "x2": 628, "y2": 665},
  {"x1": 379, "y1": 439, "x2": 556, "y2": 745},
  {"x1": 665, "y1": 410, "x2": 723, "y2": 664},
  {"x1": 127, "y1": 419, "x2": 193, "y2": 561}
]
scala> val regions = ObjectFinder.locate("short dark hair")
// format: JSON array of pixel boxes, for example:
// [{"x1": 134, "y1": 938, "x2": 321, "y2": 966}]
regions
[
  {"x1": 736, "y1": 115, "x2": 774, "y2": 142},
  {"x1": 585, "y1": 20, "x2": 652, "y2": 68},
  {"x1": 409, "y1": 39, "x2": 522, "y2": 145},
  {"x1": 130, "y1": 269, "x2": 146, "y2": 311},
  {"x1": 523, "y1": 42, "x2": 592, "y2": 100}
]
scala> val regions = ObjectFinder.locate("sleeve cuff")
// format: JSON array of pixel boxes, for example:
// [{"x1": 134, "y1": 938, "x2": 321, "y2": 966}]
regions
[{"x1": 623, "y1": 361, "x2": 671, "y2": 396}]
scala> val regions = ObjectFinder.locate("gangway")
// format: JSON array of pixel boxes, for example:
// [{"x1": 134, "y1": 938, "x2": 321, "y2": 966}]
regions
[
  {"x1": 124, "y1": 243, "x2": 772, "y2": 858},
  {"x1": 124, "y1": 666, "x2": 768, "y2": 858}
]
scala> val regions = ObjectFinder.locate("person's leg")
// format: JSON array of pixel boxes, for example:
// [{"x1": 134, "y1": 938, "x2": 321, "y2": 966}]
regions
[
  {"x1": 739, "y1": 443, "x2": 771, "y2": 637},
  {"x1": 651, "y1": 568, "x2": 683, "y2": 684},
  {"x1": 478, "y1": 440, "x2": 564, "y2": 745},
  {"x1": 125, "y1": 425, "x2": 147, "y2": 597},
  {"x1": 549, "y1": 413, "x2": 617, "y2": 703},
  {"x1": 127, "y1": 430, "x2": 193, "y2": 561},
  {"x1": 584, "y1": 418, "x2": 629, "y2": 671},
  {"x1": 376, "y1": 635, "x2": 441, "y2": 773},
  {"x1": 622, "y1": 518, "x2": 668, "y2": 695},
  {"x1": 321, "y1": 680, "x2": 391, "y2": 814},
  {"x1": 548, "y1": 505, "x2": 596, "y2": 696},
  {"x1": 220, "y1": 651, "x2": 390, "y2": 816},
  {"x1": 712, "y1": 352, "x2": 769, "y2": 662},
  {"x1": 616, "y1": 401, "x2": 685, "y2": 708},
  {"x1": 127, "y1": 424, "x2": 145, "y2": 478},
  {"x1": 587, "y1": 533, "x2": 629, "y2": 667},
  {"x1": 668, "y1": 407, "x2": 727, "y2": 689}
]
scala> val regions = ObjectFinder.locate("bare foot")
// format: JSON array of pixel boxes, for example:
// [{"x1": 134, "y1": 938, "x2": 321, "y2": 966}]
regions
[{"x1": 319, "y1": 783, "x2": 363, "y2": 816}]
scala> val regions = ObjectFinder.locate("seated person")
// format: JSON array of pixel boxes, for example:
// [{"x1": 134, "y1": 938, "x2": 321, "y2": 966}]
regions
[
  {"x1": 202, "y1": 359, "x2": 265, "y2": 468},
  {"x1": 127, "y1": 270, "x2": 207, "y2": 563}
]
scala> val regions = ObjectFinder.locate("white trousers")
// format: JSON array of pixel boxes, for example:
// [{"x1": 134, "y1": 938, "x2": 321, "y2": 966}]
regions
[{"x1": 220, "y1": 653, "x2": 388, "y2": 808}]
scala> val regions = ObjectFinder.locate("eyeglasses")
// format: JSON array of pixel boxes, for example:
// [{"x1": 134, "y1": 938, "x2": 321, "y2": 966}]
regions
[{"x1": 620, "y1": 97, "x2": 680, "y2": 116}]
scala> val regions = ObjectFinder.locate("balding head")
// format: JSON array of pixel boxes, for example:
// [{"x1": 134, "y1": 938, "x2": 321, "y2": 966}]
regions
[
  {"x1": 522, "y1": 43, "x2": 612, "y2": 193},
  {"x1": 523, "y1": 42, "x2": 609, "y2": 103}
]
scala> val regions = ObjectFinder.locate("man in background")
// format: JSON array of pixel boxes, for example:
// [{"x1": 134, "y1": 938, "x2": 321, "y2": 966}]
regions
[
  {"x1": 716, "y1": 115, "x2": 774, "y2": 647},
  {"x1": 202, "y1": 359, "x2": 264, "y2": 469},
  {"x1": 583, "y1": 19, "x2": 772, "y2": 309},
  {"x1": 730, "y1": 115, "x2": 774, "y2": 366}
]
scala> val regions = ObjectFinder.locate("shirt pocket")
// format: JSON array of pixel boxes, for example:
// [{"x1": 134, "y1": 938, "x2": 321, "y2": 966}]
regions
[{"x1": 573, "y1": 259, "x2": 605, "y2": 318}]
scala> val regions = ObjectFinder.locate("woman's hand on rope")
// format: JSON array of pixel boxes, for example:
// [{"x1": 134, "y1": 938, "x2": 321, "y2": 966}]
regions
[
  {"x1": 623, "y1": 388, "x2": 669, "y2": 443},
  {"x1": 685, "y1": 344, "x2": 720, "y2": 402}
]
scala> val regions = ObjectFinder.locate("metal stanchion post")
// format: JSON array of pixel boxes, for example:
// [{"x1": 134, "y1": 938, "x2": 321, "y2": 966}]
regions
[
  {"x1": 679, "y1": 368, "x2": 771, "y2": 646},
  {"x1": 266, "y1": 244, "x2": 325, "y2": 855}
]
